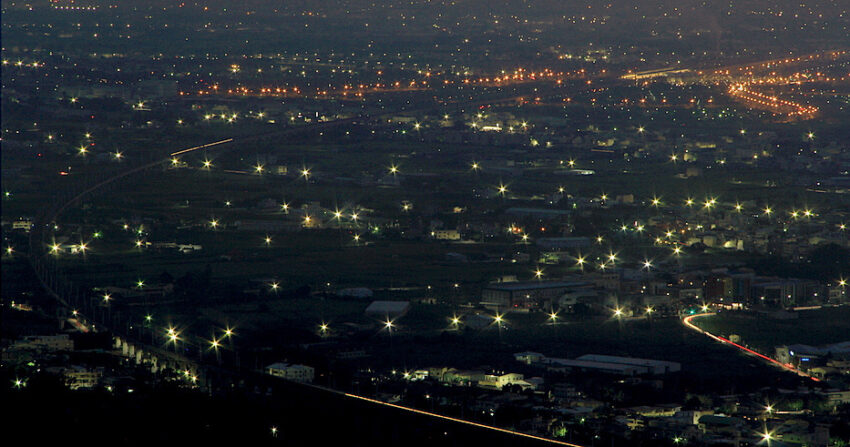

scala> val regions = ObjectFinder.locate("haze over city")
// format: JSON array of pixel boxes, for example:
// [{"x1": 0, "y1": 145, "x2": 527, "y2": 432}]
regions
[{"x1": 2, "y1": 1, "x2": 850, "y2": 446}]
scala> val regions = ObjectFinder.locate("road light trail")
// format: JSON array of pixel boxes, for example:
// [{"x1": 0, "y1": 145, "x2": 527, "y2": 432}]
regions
[
  {"x1": 170, "y1": 138, "x2": 233, "y2": 156},
  {"x1": 682, "y1": 313, "x2": 819, "y2": 382},
  {"x1": 343, "y1": 393, "x2": 585, "y2": 446}
]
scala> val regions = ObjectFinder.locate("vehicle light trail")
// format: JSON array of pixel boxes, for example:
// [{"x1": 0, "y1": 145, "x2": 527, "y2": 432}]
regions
[
  {"x1": 683, "y1": 313, "x2": 819, "y2": 382},
  {"x1": 170, "y1": 138, "x2": 233, "y2": 156},
  {"x1": 343, "y1": 393, "x2": 584, "y2": 446}
]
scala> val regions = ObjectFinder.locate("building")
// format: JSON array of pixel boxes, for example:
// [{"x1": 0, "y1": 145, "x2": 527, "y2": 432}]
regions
[
  {"x1": 364, "y1": 301, "x2": 411, "y2": 319},
  {"x1": 478, "y1": 372, "x2": 526, "y2": 390},
  {"x1": 481, "y1": 281, "x2": 592, "y2": 310},
  {"x1": 44, "y1": 366, "x2": 102, "y2": 390},
  {"x1": 266, "y1": 363, "x2": 315, "y2": 383},
  {"x1": 544, "y1": 358, "x2": 648, "y2": 376},
  {"x1": 514, "y1": 352, "x2": 546, "y2": 364},
  {"x1": 575, "y1": 354, "x2": 681, "y2": 375},
  {"x1": 432, "y1": 229, "x2": 461, "y2": 240},
  {"x1": 519, "y1": 353, "x2": 681, "y2": 376},
  {"x1": 535, "y1": 237, "x2": 591, "y2": 250},
  {"x1": 13, "y1": 334, "x2": 74, "y2": 352}
]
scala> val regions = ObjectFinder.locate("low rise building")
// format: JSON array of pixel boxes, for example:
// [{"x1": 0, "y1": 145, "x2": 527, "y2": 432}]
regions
[{"x1": 266, "y1": 363, "x2": 315, "y2": 383}]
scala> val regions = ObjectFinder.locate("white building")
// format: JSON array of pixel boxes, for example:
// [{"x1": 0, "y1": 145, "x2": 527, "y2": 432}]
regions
[
  {"x1": 45, "y1": 366, "x2": 102, "y2": 390},
  {"x1": 478, "y1": 372, "x2": 526, "y2": 390},
  {"x1": 266, "y1": 363, "x2": 315, "y2": 383}
]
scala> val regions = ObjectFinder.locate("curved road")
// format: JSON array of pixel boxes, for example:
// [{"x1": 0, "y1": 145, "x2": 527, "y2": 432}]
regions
[{"x1": 682, "y1": 313, "x2": 819, "y2": 382}]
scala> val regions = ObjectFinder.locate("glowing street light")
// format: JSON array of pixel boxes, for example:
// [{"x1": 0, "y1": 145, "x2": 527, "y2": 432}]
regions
[
  {"x1": 534, "y1": 268, "x2": 544, "y2": 279},
  {"x1": 471, "y1": 161, "x2": 480, "y2": 171},
  {"x1": 264, "y1": 236, "x2": 272, "y2": 245},
  {"x1": 548, "y1": 311, "x2": 559, "y2": 324},
  {"x1": 643, "y1": 259, "x2": 654, "y2": 270},
  {"x1": 202, "y1": 159, "x2": 212, "y2": 169},
  {"x1": 270, "y1": 282, "x2": 280, "y2": 292},
  {"x1": 613, "y1": 308, "x2": 623, "y2": 318},
  {"x1": 388, "y1": 164, "x2": 399, "y2": 175},
  {"x1": 300, "y1": 167, "x2": 311, "y2": 180},
  {"x1": 497, "y1": 183, "x2": 508, "y2": 196},
  {"x1": 102, "y1": 293, "x2": 112, "y2": 303},
  {"x1": 254, "y1": 163, "x2": 264, "y2": 174},
  {"x1": 209, "y1": 219, "x2": 219, "y2": 229}
]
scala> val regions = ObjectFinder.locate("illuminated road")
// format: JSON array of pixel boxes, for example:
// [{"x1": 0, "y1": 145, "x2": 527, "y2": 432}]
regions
[
  {"x1": 341, "y1": 393, "x2": 585, "y2": 446},
  {"x1": 682, "y1": 313, "x2": 819, "y2": 382},
  {"x1": 169, "y1": 138, "x2": 233, "y2": 156}
]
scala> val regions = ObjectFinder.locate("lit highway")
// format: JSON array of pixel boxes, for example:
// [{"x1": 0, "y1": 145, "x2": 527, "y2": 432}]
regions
[{"x1": 682, "y1": 313, "x2": 820, "y2": 382}]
